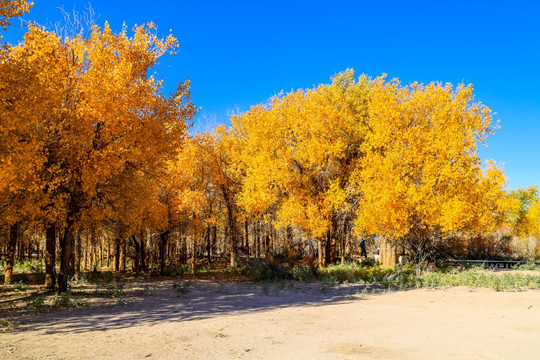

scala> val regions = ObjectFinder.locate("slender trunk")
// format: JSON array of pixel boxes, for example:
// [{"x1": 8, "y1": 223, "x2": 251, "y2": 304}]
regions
[
  {"x1": 286, "y1": 225, "x2": 294, "y2": 266},
  {"x1": 121, "y1": 240, "x2": 126, "y2": 272},
  {"x1": 131, "y1": 235, "x2": 140, "y2": 274},
  {"x1": 329, "y1": 217, "x2": 338, "y2": 264},
  {"x1": 318, "y1": 236, "x2": 327, "y2": 267},
  {"x1": 341, "y1": 223, "x2": 347, "y2": 264},
  {"x1": 229, "y1": 222, "x2": 237, "y2": 268},
  {"x1": 268, "y1": 224, "x2": 275, "y2": 262},
  {"x1": 107, "y1": 242, "x2": 111, "y2": 268},
  {"x1": 58, "y1": 220, "x2": 74, "y2": 292},
  {"x1": 244, "y1": 221, "x2": 249, "y2": 258},
  {"x1": 227, "y1": 207, "x2": 238, "y2": 268},
  {"x1": 206, "y1": 226, "x2": 211, "y2": 263},
  {"x1": 180, "y1": 235, "x2": 187, "y2": 265},
  {"x1": 140, "y1": 231, "x2": 147, "y2": 272},
  {"x1": 4, "y1": 223, "x2": 19, "y2": 284},
  {"x1": 212, "y1": 226, "x2": 217, "y2": 260},
  {"x1": 160, "y1": 230, "x2": 169, "y2": 275},
  {"x1": 191, "y1": 237, "x2": 197, "y2": 270},
  {"x1": 114, "y1": 238, "x2": 120, "y2": 272},
  {"x1": 84, "y1": 244, "x2": 88, "y2": 270},
  {"x1": 44, "y1": 224, "x2": 56, "y2": 290},
  {"x1": 74, "y1": 232, "x2": 81, "y2": 280},
  {"x1": 99, "y1": 242, "x2": 103, "y2": 268},
  {"x1": 255, "y1": 220, "x2": 260, "y2": 259}
]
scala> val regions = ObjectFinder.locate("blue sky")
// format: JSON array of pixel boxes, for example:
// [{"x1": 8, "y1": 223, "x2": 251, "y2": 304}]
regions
[{"x1": 3, "y1": 0, "x2": 539, "y2": 189}]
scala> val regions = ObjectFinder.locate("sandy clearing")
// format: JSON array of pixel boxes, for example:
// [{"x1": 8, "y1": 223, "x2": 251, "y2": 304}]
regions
[{"x1": 1, "y1": 282, "x2": 539, "y2": 360}]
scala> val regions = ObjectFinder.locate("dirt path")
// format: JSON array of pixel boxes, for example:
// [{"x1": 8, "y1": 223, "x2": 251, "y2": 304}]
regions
[{"x1": 1, "y1": 281, "x2": 539, "y2": 359}]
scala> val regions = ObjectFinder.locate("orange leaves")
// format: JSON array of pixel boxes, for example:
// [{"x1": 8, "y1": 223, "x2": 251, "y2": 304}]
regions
[
  {"x1": 354, "y1": 76, "x2": 507, "y2": 238},
  {"x1": 0, "y1": 18, "x2": 195, "y2": 234},
  {"x1": 232, "y1": 70, "x2": 368, "y2": 238},
  {"x1": 232, "y1": 69, "x2": 510, "y2": 242},
  {"x1": 0, "y1": 0, "x2": 32, "y2": 31}
]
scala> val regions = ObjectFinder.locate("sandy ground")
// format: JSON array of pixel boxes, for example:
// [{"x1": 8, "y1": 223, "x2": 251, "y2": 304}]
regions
[{"x1": 0, "y1": 281, "x2": 539, "y2": 360}]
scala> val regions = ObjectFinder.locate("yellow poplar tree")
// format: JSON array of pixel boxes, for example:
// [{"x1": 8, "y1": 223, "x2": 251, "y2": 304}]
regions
[
  {"x1": 2, "y1": 22, "x2": 195, "y2": 290},
  {"x1": 351, "y1": 78, "x2": 514, "y2": 265},
  {"x1": 232, "y1": 70, "x2": 369, "y2": 266}
]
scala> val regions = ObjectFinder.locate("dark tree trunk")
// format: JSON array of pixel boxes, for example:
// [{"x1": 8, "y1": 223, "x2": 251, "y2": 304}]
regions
[
  {"x1": 255, "y1": 220, "x2": 260, "y2": 259},
  {"x1": 58, "y1": 220, "x2": 74, "y2": 292},
  {"x1": 212, "y1": 226, "x2": 217, "y2": 260},
  {"x1": 131, "y1": 235, "x2": 140, "y2": 274},
  {"x1": 180, "y1": 235, "x2": 187, "y2": 265},
  {"x1": 191, "y1": 237, "x2": 197, "y2": 270},
  {"x1": 206, "y1": 226, "x2": 211, "y2": 263},
  {"x1": 160, "y1": 230, "x2": 169, "y2": 275},
  {"x1": 244, "y1": 221, "x2": 250, "y2": 258},
  {"x1": 121, "y1": 240, "x2": 126, "y2": 272},
  {"x1": 44, "y1": 224, "x2": 56, "y2": 290},
  {"x1": 318, "y1": 236, "x2": 327, "y2": 267},
  {"x1": 114, "y1": 238, "x2": 121, "y2": 272},
  {"x1": 140, "y1": 231, "x2": 147, "y2": 272},
  {"x1": 286, "y1": 225, "x2": 294, "y2": 266},
  {"x1": 4, "y1": 223, "x2": 19, "y2": 284},
  {"x1": 267, "y1": 224, "x2": 275, "y2": 262},
  {"x1": 107, "y1": 242, "x2": 111, "y2": 268},
  {"x1": 329, "y1": 217, "x2": 338, "y2": 264},
  {"x1": 74, "y1": 232, "x2": 81, "y2": 280}
]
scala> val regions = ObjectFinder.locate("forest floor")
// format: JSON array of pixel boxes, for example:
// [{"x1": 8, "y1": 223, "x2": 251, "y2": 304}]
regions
[{"x1": 0, "y1": 277, "x2": 539, "y2": 359}]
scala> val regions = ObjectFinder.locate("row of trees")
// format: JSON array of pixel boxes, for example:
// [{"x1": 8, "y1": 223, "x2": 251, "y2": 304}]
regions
[{"x1": 1, "y1": 1, "x2": 535, "y2": 292}]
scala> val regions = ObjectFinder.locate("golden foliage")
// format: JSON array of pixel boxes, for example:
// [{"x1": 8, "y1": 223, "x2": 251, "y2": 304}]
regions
[
  {"x1": 232, "y1": 69, "x2": 513, "y2": 243},
  {"x1": 0, "y1": 0, "x2": 32, "y2": 30}
]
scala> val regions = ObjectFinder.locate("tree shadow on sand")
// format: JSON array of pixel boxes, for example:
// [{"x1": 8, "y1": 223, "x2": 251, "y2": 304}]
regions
[{"x1": 16, "y1": 281, "x2": 383, "y2": 335}]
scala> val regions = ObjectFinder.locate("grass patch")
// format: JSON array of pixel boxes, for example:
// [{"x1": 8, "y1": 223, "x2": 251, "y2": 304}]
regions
[{"x1": 173, "y1": 281, "x2": 191, "y2": 297}]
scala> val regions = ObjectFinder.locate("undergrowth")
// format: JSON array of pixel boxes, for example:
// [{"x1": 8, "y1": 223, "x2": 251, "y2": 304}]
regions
[{"x1": 243, "y1": 261, "x2": 540, "y2": 291}]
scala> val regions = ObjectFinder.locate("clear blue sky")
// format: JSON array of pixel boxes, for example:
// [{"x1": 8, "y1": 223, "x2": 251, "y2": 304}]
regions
[{"x1": 3, "y1": 0, "x2": 539, "y2": 189}]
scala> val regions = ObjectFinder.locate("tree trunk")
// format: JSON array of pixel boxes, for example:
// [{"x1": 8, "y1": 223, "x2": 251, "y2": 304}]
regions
[
  {"x1": 4, "y1": 223, "x2": 19, "y2": 284},
  {"x1": 212, "y1": 226, "x2": 217, "y2": 260},
  {"x1": 114, "y1": 238, "x2": 120, "y2": 272},
  {"x1": 121, "y1": 240, "x2": 126, "y2": 272},
  {"x1": 131, "y1": 235, "x2": 140, "y2": 274},
  {"x1": 380, "y1": 237, "x2": 397, "y2": 267},
  {"x1": 191, "y1": 237, "x2": 197, "y2": 271},
  {"x1": 227, "y1": 207, "x2": 238, "y2": 268},
  {"x1": 107, "y1": 242, "x2": 110, "y2": 268},
  {"x1": 180, "y1": 235, "x2": 187, "y2": 265},
  {"x1": 44, "y1": 224, "x2": 56, "y2": 290},
  {"x1": 74, "y1": 232, "x2": 81, "y2": 280},
  {"x1": 244, "y1": 220, "x2": 249, "y2": 258},
  {"x1": 286, "y1": 225, "x2": 294, "y2": 266},
  {"x1": 318, "y1": 236, "x2": 327, "y2": 267},
  {"x1": 99, "y1": 242, "x2": 103, "y2": 268},
  {"x1": 140, "y1": 231, "x2": 147, "y2": 272},
  {"x1": 58, "y1": 220, "x2": 74, "y2": 292},
  {"x1": 255, "y1": 221, "x2": 260, "y2": 259},
  {"x1": 229, "y1": 223, "x2": 237, "y2": 268},
  {"x1": 160, "y1": 230, "x2": 169, "y2": 275},
  {"x1": 206, "y1": 226, "x2": 211, "y2": 263}
]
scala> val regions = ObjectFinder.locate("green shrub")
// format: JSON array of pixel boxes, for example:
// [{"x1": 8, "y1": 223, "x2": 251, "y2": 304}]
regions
[
  {"x1": 26, "y1": 294, "x2": 46, "y2": 311},
  {"x1": 291, "y1": 265, "x2": 317, "y2": 282},
  {"x1": 52, "y1": 292, "x2": 73, "y2": 308},
  {"x1": 245, "y1": 261, "x2": 293, "y2": 282},
  {"x1": 513, "y1": 263, "x2": 540, "y2": 271},
  {"x1": 173, "y1": 281, "x2": 191, "y2": 297}
]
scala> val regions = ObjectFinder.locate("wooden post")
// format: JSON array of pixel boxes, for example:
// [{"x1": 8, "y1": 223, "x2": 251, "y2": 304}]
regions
[{"x1": 380, "y1": 237, "x2": 397, "y2": 267}]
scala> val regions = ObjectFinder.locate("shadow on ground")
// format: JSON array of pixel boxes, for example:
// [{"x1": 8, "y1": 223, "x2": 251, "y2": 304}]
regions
[{"x1": 15, "y1": 281, "x2": 379, "y2": 335}]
